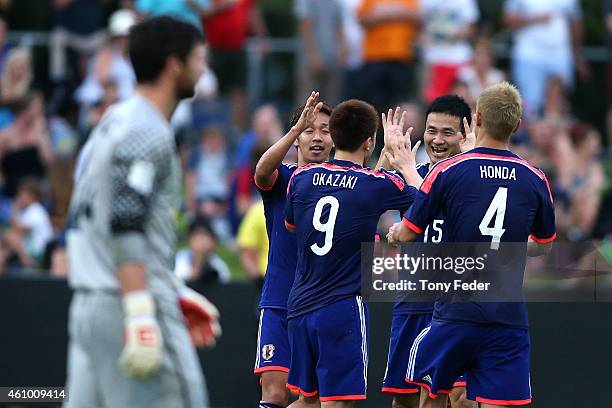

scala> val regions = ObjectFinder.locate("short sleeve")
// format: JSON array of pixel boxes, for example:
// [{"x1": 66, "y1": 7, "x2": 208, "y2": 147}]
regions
[
  {"x1": 379, "y1": 169, "x2": 417, "y2": 212},
  {"x1": 529, "y1": 175, "x2": 556, "y2": 243},
  {"x1": 255, "y1": 163, "x2": 295, "y2": 196},
  {"x1": 402, "y1": 169, "x2": 446, "y2": 234}
]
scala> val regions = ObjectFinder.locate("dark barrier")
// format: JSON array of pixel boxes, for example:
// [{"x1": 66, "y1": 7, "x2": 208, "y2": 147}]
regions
[{"x1": 0, "y1": 277, "x2": 608, "y2": 407}]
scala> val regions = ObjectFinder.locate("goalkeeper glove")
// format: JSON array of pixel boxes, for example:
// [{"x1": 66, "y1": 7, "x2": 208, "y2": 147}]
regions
[{"x1": 119, "y1": 290, "x2": 163, "y2": 378}]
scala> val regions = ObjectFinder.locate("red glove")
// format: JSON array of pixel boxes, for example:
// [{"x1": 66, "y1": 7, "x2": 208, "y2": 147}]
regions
[{"x1": 178, "y1": 286, "x2": 222, "y2": 348}]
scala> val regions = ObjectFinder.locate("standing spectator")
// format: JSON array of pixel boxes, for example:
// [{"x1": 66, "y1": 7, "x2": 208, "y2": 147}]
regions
[
  {"x1": 504, "y1": 0, "x2": 588, "y2": 118},
  {"x1": 75, "y1": 9, "x2": 137, "y2": 113},
  {"x1": 4, "y1": 178, "x2": 53, "y2": 268},
  {"x1": 357, "y1": 0, "x2": 420, "y2": 118},
  {"x1": 203, "y1": 0, "x2": 269, "y2": 131},
  {"x1": 294, "y1": 0, "x2": 345, "y2": 105},
  {"x1": 174, "y1": 215, "x2": 231, "y2": 284},
  {"x1": 48, "y1": 0, "x2": 106, "y2": 112},
  {"x1": 237, "y1": 199, "x2": 268, "y2": 281},
  {"x1": 135, "y1": 0, "x2": 211, "y2": 30},
  {"x1": 421, "y1": 0, "x2": 479, "y2": 102},
  {"x1": 457, "y1": 37, "x2": 505, "y2": 107},
  {"x1": 339, "y1": 0, "x2": 365, "y2": 100},
  {"x1": 0, "y1": 47, "x2": 32, "y2": 103}
]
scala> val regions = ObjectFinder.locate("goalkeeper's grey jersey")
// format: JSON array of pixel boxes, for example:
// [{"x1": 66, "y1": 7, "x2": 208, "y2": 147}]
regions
[{"x1": 67, "y1": 93, "x2": 180, "y2": 297}]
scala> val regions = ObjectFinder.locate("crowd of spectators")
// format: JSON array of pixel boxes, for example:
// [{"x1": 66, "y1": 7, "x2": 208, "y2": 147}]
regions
[{"x1": 0, "y1": 0, "x2": 608, "y2": 285}]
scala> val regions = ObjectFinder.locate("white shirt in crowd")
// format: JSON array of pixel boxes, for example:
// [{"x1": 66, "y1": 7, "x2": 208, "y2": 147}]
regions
[
  {"x1": 18, "y1": 202, "x2": 53, "y2": 257},
  {"x1": 504, "y1": 0, "x2": 581, "y2": 62},
  {"x1": 339, "y1": 0, "x2": 364, "y2": 70},
  {"x1": 421, "y1": 0, "x2": 479, "y2": 65}
]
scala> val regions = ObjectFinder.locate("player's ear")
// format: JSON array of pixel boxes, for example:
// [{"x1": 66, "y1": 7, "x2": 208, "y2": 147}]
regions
[
  {"x1": 475, "y1": 112, "x2": 482, "y2": 128},
  {"x1": 512, "y1": 119, "x2": 522, "y2": 134},
  {"x1": 293, "y1": 134, "x2": 300, "y2": 148}
]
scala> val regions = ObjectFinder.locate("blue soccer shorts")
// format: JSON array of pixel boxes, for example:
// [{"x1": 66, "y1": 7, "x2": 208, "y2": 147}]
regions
[
  {"x1": 254, "y1": 308, "x2": 291, "y2": 375},
  {"x1": 406, "y1": 320, "x2": 531, "y2": 406},
  {"x1": 383, "y1": 313, "x2": 466, "y2": 395},
  {"x1": 287, "y1": 296, "x2": 369, "y2": 402}
]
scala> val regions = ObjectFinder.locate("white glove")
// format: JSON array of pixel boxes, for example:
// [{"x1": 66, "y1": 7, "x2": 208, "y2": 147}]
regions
[
  {"x1": 119, "y1": 290, "x2": 163, "y2": 378},
  {"x1": 178, "y1": 286, "x2": 222, "y2": 348}
]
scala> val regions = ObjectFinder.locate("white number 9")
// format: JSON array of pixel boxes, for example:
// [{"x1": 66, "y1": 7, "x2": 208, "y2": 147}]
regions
[{"x1": 311, "y1": 195, "x2": 340, "y2": 256}]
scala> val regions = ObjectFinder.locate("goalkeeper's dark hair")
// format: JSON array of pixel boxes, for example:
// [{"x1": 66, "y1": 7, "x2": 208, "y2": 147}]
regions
[
  {"x1": 129, "y1": 16, "x2": 202, "y2": 84},
  {"x1": 425, "y1": 95, "x2": 472, "y2": 134}
]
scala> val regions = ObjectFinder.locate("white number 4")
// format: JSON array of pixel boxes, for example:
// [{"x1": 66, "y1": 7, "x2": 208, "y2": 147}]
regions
[
  {"x1": 311, "y1": 196, "x2": 340, "y2": 256},
  {"x1": 479, "y1": 187, "x2": 507, "y2": 250}
]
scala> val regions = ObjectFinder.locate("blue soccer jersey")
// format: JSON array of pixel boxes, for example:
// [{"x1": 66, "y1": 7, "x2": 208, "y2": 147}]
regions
[
  {"x1": 403, "y1": 147, "x2": 556, "y2": 328},
  {"x1": 393, "y1": 162, "x2": 439, "y2": 315},
  {"x1": 255, "y1": 162, "x2": 298, "y2": 310},
  {"x1": 285, "y1": 159, "x2": 417, "y2": 319}
]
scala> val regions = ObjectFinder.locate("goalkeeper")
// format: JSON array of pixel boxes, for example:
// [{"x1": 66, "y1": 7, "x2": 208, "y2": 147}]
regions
[{"x1": 64, "y1": 16, "x2": 219, "y2": 408}]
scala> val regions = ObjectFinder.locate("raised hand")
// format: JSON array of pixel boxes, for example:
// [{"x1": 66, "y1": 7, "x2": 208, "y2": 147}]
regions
[
  {"x1": 294, "y1": 91, "x2": 323, "y2": 133},
  {"x1": 382, "y1": 106, "x2": 406, "y2": 152},
  {"x1": 459, "y1": 114, "x2": 476, "y2": 153}
]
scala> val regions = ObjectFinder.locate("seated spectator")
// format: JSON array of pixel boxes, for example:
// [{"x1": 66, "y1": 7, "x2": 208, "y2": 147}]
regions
[
  {"x1": 0, "y1": 17, "x2": 12, "y2": 76},
  {"x1": 4, "y1": 178, "x2": 53, "y2": 268},
  {"x1": 237, "y1": 199, "x2": 268, "y2": 282},
  {"x1": 186, "y1": 125, "x2": 233, "y2": 241},
  {"x1": 0, "y1": 47, "x2": 32, "y2": 103},
  {"x1": 458, "y1": 38, "x2": 505, "y2": 107},
  {"x1": 42, "y1": 234, "x2": 69, "y2": 277},
  {"x1": 234, "y1": 104, "x2": 283, "y2": 167},
  {"x1": 174, "y1": 215, "x2": 231, "y2": 284},
  {"x1": 0, "y1": 92, "x2": 54, "y2": 199}
]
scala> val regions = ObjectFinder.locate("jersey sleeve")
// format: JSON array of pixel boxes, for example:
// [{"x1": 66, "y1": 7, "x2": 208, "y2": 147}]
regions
[
  {"x1": 402, "y1": 168, "x2": 446, "y2": 234},
  {"x1": 379, "y1": 169, "x2": 417, "y2": 212},
  {"x1": 254, "y1": 163, "x2": 295, "y2": 197},
  {"x1": 530, "y1": 175, "x2": 556, "y2": 243},
  {"x1": 108, "y1": 127, "x2": 171, "y2": 264}
]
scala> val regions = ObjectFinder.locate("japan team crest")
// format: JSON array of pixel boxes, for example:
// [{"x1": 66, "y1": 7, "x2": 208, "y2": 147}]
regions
[{"x1": 262, "y1": 344, "x2": 275, "y2": 361}]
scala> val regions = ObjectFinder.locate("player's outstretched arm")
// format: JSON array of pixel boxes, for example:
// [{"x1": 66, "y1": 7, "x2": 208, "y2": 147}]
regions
[
  {"x1": 527, "y1": 237, "x2": 553, "y2": 257},
  {"x1": 254, "y1": 91, "x2": 322, "y2": 188}
]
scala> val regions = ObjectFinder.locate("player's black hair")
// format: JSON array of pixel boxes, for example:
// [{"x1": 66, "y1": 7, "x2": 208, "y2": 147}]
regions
[
  {"x1": 129, "y1": 16, "x2": 202, "y2": 84},
  {"x1": 288, "y1": 101, "x2": 333, "y2": 128},
  {"x1": 425, "y1": 95, "x2": 472, "y2": 134},
  {"x1": 329, "y1": 99, "x2": 379, "y2": 152}
]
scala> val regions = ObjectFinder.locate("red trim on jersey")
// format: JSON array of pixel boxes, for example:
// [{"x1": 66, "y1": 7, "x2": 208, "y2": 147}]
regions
[
  {"x1": 285, "y1": 220, "x2": 295, "y2": 230},
  {"x1": 253, "y1": 365, "x2": 290, "y2": 375},
  {"x1": 292, "y1": 162, "x2": 405, "y2": 190},
  {"x1": 453, "y1": 381, "x2": 467, "y2": 387},
  {"x1": 286, "y1": 383, "x2": 318, "y2": 397},
  {"x1": 405, "y1": 379, "x2": 452, "y2": 399},
  {"x1": 402, "y1": 217, "x2": 423, "y2": 234},
  {"x1": 529, "y1": 233, "x2": 556, "y2": 243},
  {"x1": 420, "y1": 152, "x2": 549, "y2": 194},
  {"x1": 253, "y1": 169, "x2": 279, "y2": 191},
  {"x1": 381, "y1": 386, "x2": 419, "y2": 394},
  {"x1": 319, "y1": 394, "x2": 367, "y2": 401},
  {"x1": 374, "y1": 233, "x2": 381, "y2": 242},
  {"x1": 475, "y1": 396, "x2": 532, "y2": 406}
]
